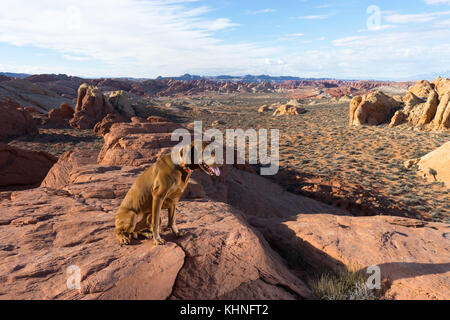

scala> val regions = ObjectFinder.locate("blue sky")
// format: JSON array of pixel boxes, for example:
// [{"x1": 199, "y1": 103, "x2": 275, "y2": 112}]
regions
[{"x1": 0, "y1": 0, "x2": 449, "y2": 79}]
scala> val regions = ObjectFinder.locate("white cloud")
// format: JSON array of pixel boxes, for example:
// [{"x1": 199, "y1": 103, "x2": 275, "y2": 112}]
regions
[
  {"x1": 299, "y1": 15, "x2": 329, "y2": 20},
  {"x1": 245, "y1": 8, "x2": 276, "y2": 15},
  {"x1": 288, "y1": 33, "x2": 305, "y2": 37},
  {"x1": 0, "y1": 0, "x2": 275, "y2": 77},
  {"x1": 385, "y1": 11, "x2": 450, "y2": 23},
  {"x1": 422, "y1": 0, "x2": 450, "y2": 4}
]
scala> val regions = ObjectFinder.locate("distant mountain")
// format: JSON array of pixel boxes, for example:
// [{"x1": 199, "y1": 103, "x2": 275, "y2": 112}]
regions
[
  {"x1": 0, "y1": 72, "x2": 31, "y2": 79},
  {"x1": 409, "y1": 71, "x2": 450, "y2": 81},
  {"x1": 156, "y1": 73, "x2": 333, "y2": 83}
]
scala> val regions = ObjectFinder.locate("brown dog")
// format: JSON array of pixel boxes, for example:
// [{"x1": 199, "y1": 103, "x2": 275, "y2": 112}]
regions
[{"x1": 115, "y1": 141, "x2": 220, "y2": 245}]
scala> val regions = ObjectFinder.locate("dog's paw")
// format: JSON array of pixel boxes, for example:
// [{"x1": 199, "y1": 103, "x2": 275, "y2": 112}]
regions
[
  {"x1": 153, "y1": 238, "x2": 166, "y2": 246},
  {"x1": 138, "y1": 229, "x2": 153, "y2": 239},
  {"x1": 174, "y1": 230, "x2": 186, "y2": 238},
  {"x1": 119, "y1": 236, "x2": 131, "y2": 246}
]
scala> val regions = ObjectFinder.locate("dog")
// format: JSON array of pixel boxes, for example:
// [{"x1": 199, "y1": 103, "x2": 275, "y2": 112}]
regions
[{"x1": 115, "y1": 140, "x2": 220, "y2": 245}]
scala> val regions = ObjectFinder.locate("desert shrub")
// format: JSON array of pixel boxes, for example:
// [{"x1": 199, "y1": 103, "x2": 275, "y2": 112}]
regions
[{"x1": 310, "y1": 269, "x2": 377, "y2": 300}]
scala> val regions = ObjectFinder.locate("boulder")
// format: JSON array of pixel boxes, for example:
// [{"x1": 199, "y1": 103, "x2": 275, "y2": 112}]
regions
[
  {"x1": 97, "y1": 121, "x2": 182, "y2": 166},
  {"x1": 402, "y1": 91, "x2": 439, "y2": 126},
  {"x1": 0, "y1": 144, "x2": 57, "y2": 188},
  {"x1": 60, "y1": 102, "x2": 75, "y2": 118},
  {"x1": 415, "y1": 141, "x2": 450, "y2": 187},
  {"x1": 432, "y1": 92, "x2": 450, "y2": 130},
  {"x1": 349, "y1": 91, "x2": 401, "y2": 126},
  {"x1": 69, "y1": 84, "x2": 115, "y2": 129},
  {"x1": 273, "y1": 105, "x2": 307, "y2": 116},
  {"x1": 93, "y1": 113, "x2": 128, "y2": 136},
  {"x1": 408, "y1": 80, "x2": 435, "y2": 99},
  {"x1": 433, "y1": 77, "x2": 450, "y2": 99},
  {"x1": 252, "y1": 214, "x2": 450, "y2": 300},
  {"x1": 338, "y1": 95, "x2": 352, "y2": 103},
  {"x1": 389, "y1": 110, "x2": 407, "y2": 127},
  {"x1": 0, "y1": 100, "x2": 38, "y2": 140},
  {"x1": 258, "y1": 105, "x2": 270, "y2": 113},
  {"x1": 107, "y1": 90, "x2": 136, "y2": 117},
  {"x1": 147, "y1": 115, "x2": 169, "y2": 123}
]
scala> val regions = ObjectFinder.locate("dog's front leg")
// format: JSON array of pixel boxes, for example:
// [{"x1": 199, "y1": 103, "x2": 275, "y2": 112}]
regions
[
  {"x1": 168, "y1": 204, "x2": 185, "y2": 238},
  {"x1": 151, "y1": 196, "x2": 166, "y2": 245}
]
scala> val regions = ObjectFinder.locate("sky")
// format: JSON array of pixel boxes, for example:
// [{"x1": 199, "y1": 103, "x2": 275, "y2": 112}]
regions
[{"x1": 0, "y1": 0, "x2": 450, "y2": 80}]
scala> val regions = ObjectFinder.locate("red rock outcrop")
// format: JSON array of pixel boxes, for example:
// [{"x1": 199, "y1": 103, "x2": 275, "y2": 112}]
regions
[
  {"x1": 69, "y1": 84, "x2": 115, "y2": 129},
  {"x1": 406, "y1": 141, "x2": 450, "y2": 187},
  {"x1": 0, "y1": 78, "x2": 72, "y2": 112},
  {"x1": 0, "y1": 100, "x2": 38, "y2": 140},
  {"x1": 408, "y1": 80, "x2": 435, "y2": 99},
  {"x1": 349, "y1": 91, "x2": 401, "y2": 126},
  {"x1": 0, "y1": 144, "x2": 57, "y2": 188},
  {"x1": 252, "y1": 214, "x2": 450, "y2": 300},
  {"x1": 97, "y1": 120, "x2": 182, "y2": 166},
  {"x1": 388, "y1": 78, "x2": 450, "y2": 130},
  {"x1": 93, "y1": 113, "x2": 127, "y2": 136},
  {"x1": 273, "y1": 104, "x2": 307, "y2": 116},
  {"x1": 433, "y1": 77, "x2": 450, "y2": 99},
  {"x1": 0, "y1": 146, "x2": 312, "y2": 299}
]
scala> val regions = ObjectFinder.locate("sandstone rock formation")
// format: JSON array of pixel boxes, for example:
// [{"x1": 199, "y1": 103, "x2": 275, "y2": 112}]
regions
[
  {"x1": 93, "y1": 113, "x2": 127, "y2": 136},
  {"x1": 46, "y1": 102, "x2": 75, "y2": 127},
  {"x1": 406, "y1": 141, "x2": 450, "y2": 187},
  {"x1": 0, "y1": 78, "x2": 72, "y2": 112},
  {"x1": 0, "y1": 144, "x2": 57, "y2": 188},
  {"x1": 273, "y1": 104, "x2": 307, "y2": 116},
  {"x1": 388, "y1": 78, "x2": 450, "y2": 130},
  {"x1": 258, "y1": 105, "x2": 270, "y2": 113},
  {"x1": 0, "y1": 145, "x2": 312, "y2": 299},
  {"x1": 349, "y1": 91, "x2": 401, "y2": 126},
  {"x1": 0, "y1": 100, "x2": 38, "y2": 140},
  {"x1": 252, "y1": 214, "x2": 450, "y2": 300},
  {"x1": 389, "y1": 110, "x2": 407, "y2": 127},
  {"x1": 408, "y1": 80, "x2": 435, "y2": 99},
  {"x1": 97, "y1": 120, "x2": 182, "y2": 166},
  {"x1": 433, "y1": 77, "x2": 450, "y2": 99},
  {"x1": 147, "y1": 115, "x2": 169, "y2": 123},
  {"x1": 69, "y1": 84, "x2": 115, "y2": 129},
  {"x1": 107, "y1": 90, "x2": 136, "y2": 117},
  {"x1": 433, "y1": 92, "x2": 450, "y2": 130}
]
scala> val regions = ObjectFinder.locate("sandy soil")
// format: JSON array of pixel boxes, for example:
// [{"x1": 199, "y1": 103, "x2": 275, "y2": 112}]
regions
[{"x1": 171, "y1": 93, "x2": 450, "y2": 224}]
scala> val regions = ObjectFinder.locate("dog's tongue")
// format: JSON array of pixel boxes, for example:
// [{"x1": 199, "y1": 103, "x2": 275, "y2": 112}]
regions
[{"x1": 212, "y1": 167, "x2": 220, "y2": 176}]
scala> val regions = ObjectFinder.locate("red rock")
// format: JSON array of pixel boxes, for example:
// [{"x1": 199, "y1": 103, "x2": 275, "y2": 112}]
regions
[
  {"x1": 252, "y1": 214, "x2": 450, "y2": 300},
  {"x1": 0, "y1": 100, "x2": 38, "y2": 140},
  {"x1": 60, "y1": 102, "x2": 74, "y2": 119},
  {"x1": 349, "y1": 91, "x2": 402, "y2": 126},
  {"x1": 147, "y1": 115, "x2": 170, "y2": 123},
  {"x1": 0, "y1": 144, "x2": 57, "y2": 188},
  {"x1": 97, "y1": 121, "x2": 183, "y2": 166},
  {"x1": 1, "y1": 148, "x2": 311, "y2": 299},
  {"x1": 93, "y1": 113, "x2": 127, "y2": 136},
  {"x1": 69, "y1": 84, "x2": 115, "y2": 129}
]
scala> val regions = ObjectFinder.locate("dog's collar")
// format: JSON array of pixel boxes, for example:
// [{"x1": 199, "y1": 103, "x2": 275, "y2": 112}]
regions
[{"x1": 180, "y1": 161, "x2": 192, "y2": 174}]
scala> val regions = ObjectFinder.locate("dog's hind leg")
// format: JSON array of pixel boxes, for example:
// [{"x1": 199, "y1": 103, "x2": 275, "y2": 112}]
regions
[{"x1": 115, "y1": 207, "x2": 138, "y2": 245}]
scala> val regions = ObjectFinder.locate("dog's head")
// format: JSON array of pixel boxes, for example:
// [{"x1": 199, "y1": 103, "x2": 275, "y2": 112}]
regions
[{"x1": 178, "y1": 140, "x2": 221, "y2": 176}]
